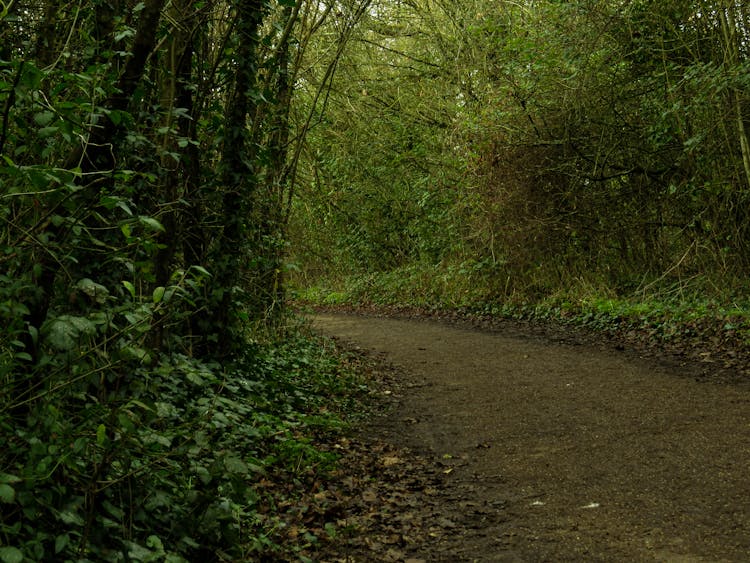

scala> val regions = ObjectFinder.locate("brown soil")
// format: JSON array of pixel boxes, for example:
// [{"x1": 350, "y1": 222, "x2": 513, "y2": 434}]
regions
[{"x1": 310, "y1": 312, "x2": 750, "y2": 562}]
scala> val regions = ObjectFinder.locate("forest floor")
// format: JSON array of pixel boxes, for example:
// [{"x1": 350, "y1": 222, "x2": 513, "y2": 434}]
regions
[{"x1": 306, "y1": 310, "x2": 750, "y2": 562}]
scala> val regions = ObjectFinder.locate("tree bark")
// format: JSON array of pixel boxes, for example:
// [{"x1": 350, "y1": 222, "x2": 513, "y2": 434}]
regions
[{"x1": 207, "y1": 0, "x2": 265, "y2": 355}]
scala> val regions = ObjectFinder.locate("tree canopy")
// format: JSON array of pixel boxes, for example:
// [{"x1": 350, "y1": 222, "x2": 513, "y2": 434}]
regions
[{"x1": 291, "y1": 0, "x2": 750, "y2": 305}]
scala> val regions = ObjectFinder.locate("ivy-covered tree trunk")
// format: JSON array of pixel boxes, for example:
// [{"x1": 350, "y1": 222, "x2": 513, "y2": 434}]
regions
[
  {"x1": 255, "y1": 2, "x2": 298, "y2": 323},
  {"x1": 207, "y1": 0, "x2": 266, "y2": 355},
  {"x1": 153, "y1": 0, "x2": 202, "y2": 289}
]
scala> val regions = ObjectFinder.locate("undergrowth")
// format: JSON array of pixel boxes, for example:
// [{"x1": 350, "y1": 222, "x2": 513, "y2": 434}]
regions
[
  {"x1": 0, "y1": 325, "x2": 365, "y2": 562},
  {"x1": 293, "y1": 262, "x2": 750, "y2": 350}
]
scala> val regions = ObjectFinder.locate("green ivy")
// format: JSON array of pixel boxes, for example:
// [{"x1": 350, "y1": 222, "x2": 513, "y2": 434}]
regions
[{"x1": 0, "y1": 328, "x2": 363, "y2": 561}]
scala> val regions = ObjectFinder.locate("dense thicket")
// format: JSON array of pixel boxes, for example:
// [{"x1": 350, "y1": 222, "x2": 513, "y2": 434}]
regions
[
  {"x1": 291, "y1": 0, "x2": 750, "y2": 306},
  {"x1": 0, "y1": 0, "x2": 370, "y2": 559}
]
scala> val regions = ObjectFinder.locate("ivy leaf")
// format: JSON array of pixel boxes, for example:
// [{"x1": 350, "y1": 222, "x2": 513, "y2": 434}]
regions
[
  {"x1": 0, "y1": 483, "x2": 15, "y2": 503},
  {"x1": 0, "y1": 547, "x2": 23, "y2": 563},
  {"x1": 43, "y1": 315, "x2": 97, "y2": 351},
  {"x1": 76, "y1": 278, "x2": 110, "y2": 304}
]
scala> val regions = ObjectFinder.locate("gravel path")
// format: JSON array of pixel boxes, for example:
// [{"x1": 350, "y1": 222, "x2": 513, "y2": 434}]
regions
[{"x1": 312, "y1": 312, "x2": 750, "y2": 562}]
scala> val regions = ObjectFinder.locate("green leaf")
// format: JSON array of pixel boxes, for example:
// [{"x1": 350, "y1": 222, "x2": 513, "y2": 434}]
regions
[
  {"x1": 186, "y1": 370, "x2": 204, "y2": 386},
  {"x1": 123, "y1": 280, "x2": 136, "y2": 299},
  {"x1": 43, "y1": 315, "x2": 97, "y2": 351},
  {"x1": 118, "y1": 412, "x2": 136, "y2": 433},
  {"x1": 108, "y1": 109, "x2": 130, "y2": 126},
  {"x1": 0, "y1": 547, "x2": 23, "y2": 563},
  {"x1": 38, "y1": 126, "x2": 59, "y2": 138},
  {"x1": 152, "y1": 286, "x2": 165, "y2": 303},
  {"x1": 138, "y1": 215, "x2": 165, "y2": 232},
  {"x1": 126, "y1": 540, "x2": 155, "y2": 561},
  {"x1": 34, "y1": 111, "x2": 55, "y2": 126},
  {"x1": 0, "y1": 483, "x2": 15, "y2": 503},
  {"x1": 223, "y1": 455, "x2": 249, "y2": 476},
  {"x1": 0, "y1": 474, "x2": 21, "y2": 484},
  {"x1": 21, "y1": 63, "x2": 43, "y2": 90},
  {"x1": 114, "y1": 28, "x2": 135, "y2": 42},
  {"x1": 117, "y1": 200, "x2": 134, "y2": 215},
  {"x1": 143, "y1": 431, "x2": 171, "y2": 448},
  {"x1": 54, "y1": 534, "x2": 70, "y2": 554},
  {"x1": 146, "y1": 535, "x2": 164, "y2": 553},
  {"x1": 189, "y1": 265, "x2": 211, "y2": 277},
  {"x1": 194, "y1": 465, "x2": 211, "y2": 485},
  {"x1": 59, "y1": 509, "x2": 85, "y2": 526},
  {"x1": 27, "y1": 325, "x2": 38, "y2": 345},
  {"x1": 102, "y1": 499, "x2": 124, "y2": 520},
  {"x1": 96, "y1": 424, "x2": 107, "y2": 446},
  {"x1": 76, "y1": 278, "x2": 109, "y2": 304},
  {"x1": 119, "y1": 345, "x2": 151, "y2": 363},
  {"x1": 127, "y1": 399, "x2": 154, "y2": 412}
]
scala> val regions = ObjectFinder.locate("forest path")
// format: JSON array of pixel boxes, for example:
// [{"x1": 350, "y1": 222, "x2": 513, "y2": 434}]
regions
[{"x1": 312, "y1": 312, "x2": 750, "y2": 562}]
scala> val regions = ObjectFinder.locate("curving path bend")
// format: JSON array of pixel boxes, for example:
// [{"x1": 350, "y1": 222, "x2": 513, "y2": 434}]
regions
[{"x1": 313, "y1": 313, "x2": 750, "y2": 562}]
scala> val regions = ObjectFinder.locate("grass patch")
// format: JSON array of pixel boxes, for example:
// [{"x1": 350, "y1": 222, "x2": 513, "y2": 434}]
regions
[{"x1": 295, "y1": 264, "x2": 750, "y2": 350}]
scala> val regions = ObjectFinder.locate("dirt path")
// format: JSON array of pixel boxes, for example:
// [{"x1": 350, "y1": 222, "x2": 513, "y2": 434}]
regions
[{"x1": 312, "y1": 312, "x2": 750, "y2": 562}]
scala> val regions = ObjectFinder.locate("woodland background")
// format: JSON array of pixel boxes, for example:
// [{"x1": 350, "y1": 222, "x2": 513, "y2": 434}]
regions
[
  {"x1": 293, "y1": 0, "x2": 750, "y2": 313},
  {"x1": 1, "y1": 0, "x2": 749, "y2": 560}
]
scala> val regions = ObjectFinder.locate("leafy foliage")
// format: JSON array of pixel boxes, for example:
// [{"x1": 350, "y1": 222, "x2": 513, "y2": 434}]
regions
[
  {"x1": 0, "y1": 0, "x2": 373, "y2": 560},
  {"x1": 1, "y1": 327, "x2": 363, "y2": 561},
  {"x1": 290, "y1": 0, "x2": 750, "y2": 310}
]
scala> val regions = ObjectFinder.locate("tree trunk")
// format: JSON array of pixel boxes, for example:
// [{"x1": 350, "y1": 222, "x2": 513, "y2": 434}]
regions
[{"x1": 207, "y1": 0, "x2": 265, "y2": 356}]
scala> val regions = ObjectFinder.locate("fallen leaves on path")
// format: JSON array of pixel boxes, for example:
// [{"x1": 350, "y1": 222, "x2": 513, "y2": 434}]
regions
[{"x1": 260, "y1": 343, "x2": 508, "y2": 562}]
